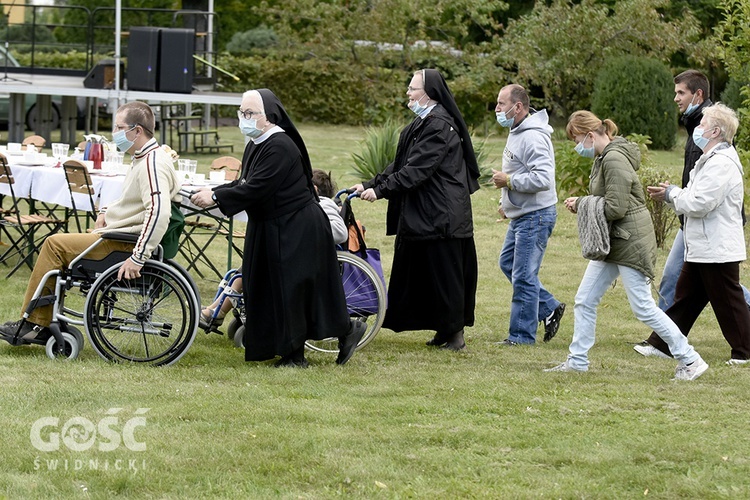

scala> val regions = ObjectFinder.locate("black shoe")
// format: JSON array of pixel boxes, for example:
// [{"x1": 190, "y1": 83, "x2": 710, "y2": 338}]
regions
[
  {"x1": 495, "y1": 338, "x2": 518, "y2": 347},
  {"x1": 543, "y1": 303, "x2": 566, "y2": 342},
  {"x1": 274, "y1": 356, "x2": 309, "y2": 368},
  {"x1": 426, "y1": 332, "x2": 449, "y2": 347},
  {"x1": 336, "y1": 320, "x2": 367, "y2": 365},
  {"x1": 439, "y1": 329, "x2": 466, "y2": 351},
  {"x1": 0, "y1": 320, "x2": 50, "y2": 345}
]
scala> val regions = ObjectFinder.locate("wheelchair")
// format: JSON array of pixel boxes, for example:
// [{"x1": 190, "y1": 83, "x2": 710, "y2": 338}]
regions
[
  {"x1": 0, "y1": 232, "x2": 201, "y2": 366},
  {"x1": 203, "y1": 249, "x2": 387, "y2": 355}
]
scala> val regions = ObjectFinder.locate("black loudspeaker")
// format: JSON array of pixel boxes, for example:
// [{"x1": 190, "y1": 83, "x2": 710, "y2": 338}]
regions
[
  {"x1": 83, "y1": 59, "x2": 124, "y2": 89},
  {"x1": 158, "y1": 28, "x2": 195, "y2": 93},
  {"x1": 127, "y1": 27, "x2": 161, "y2": 91}
]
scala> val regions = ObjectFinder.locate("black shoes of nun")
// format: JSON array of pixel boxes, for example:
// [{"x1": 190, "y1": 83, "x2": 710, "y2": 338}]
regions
[
  {"x1": 428, "y1": 329, "x2": 465, "y2": 351},
  {"x1": 274, "y1": 346, "x2": 309, "y2": 368},
  {"x1": 336, "y1": 319, "x2": 367, "y2": 365}
]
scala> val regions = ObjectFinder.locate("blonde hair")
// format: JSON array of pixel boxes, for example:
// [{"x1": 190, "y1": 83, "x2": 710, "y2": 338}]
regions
[
  {"x1": 566, "y1": 110, "x2": 618, "y2": 141},
  {"x1": 701, "y1": 102, "x2": 739, "y2": 144}
]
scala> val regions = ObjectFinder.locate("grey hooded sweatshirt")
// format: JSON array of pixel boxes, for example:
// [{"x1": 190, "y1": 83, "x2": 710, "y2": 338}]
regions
[{"x1": 500, "y1": 109, "x2": 558, "y2": 219}]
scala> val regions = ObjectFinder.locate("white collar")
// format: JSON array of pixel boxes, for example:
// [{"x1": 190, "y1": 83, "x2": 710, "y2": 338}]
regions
[{"x1": 252, "y1": 125, "x2": 284, "y2": 144}]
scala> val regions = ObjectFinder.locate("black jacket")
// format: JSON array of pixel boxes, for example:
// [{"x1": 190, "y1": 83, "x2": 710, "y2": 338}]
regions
[
  {"x1": 364, "y1": 105, "x2": 474, "y2": 240},
  {"x1": 681, "y1": 98, "x2": 712, "y2": 189}
]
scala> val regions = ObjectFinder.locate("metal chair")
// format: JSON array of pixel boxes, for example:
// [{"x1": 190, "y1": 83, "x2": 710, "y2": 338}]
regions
[{"x1": 0, "y1": 153, "x2": 65, "y2": 277}]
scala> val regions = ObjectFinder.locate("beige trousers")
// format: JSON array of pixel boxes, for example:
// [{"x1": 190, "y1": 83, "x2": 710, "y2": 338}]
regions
[{"x1": 22, "y1": 233, "x2": 134, "y2": 327}]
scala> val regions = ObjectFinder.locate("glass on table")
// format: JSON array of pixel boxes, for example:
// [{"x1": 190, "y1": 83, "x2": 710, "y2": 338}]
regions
[{"x1": 52, "y1": 143, "x2": 69, "y2": 167}]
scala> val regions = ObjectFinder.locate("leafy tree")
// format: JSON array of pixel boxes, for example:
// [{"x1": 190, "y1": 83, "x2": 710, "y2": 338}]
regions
[
  {"x1": 499, "y1": 0, "x2": 701, "y2": 119},
  {"x1": 715, "y1": 0, "x2": 750, "y2": 153},
  {"x1": 591, "y1": 56, "x2": 677, "y2": 150}
]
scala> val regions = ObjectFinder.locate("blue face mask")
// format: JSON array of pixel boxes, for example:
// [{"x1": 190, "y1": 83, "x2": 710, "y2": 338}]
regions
[
  {"x1": 239, "y1": 116, "x2": 263, "y2": 138},
  {"x1": 692, "y1": 127, "x2": 711, "y2": 150},
  {"x1": 409, "y1": 93, "x2": 430, "y2": 116},
  {"x1": 496, "y1": 106, "x2": 516, "y2": 128},
  {"x1": 575, "y1": 134, "x2": 596, "y2": 159},
  {"x1": 684, "y1": 95, "x2": 699, "y2": 116},
  {"x1": 112, "y1": 125, "x2": 136, "y2": 152}
]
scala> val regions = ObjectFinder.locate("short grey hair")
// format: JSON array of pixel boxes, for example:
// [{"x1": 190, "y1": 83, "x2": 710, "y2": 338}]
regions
[{"x1": 702, "y1": 102, "x2": 739, "y2": 144}]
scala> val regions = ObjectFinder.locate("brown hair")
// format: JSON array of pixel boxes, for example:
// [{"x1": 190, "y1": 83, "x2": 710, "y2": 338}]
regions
[
  {"x1": 311, "y1": 169, "x2": 336, "y2": 198},
  {"x1": 118, "y1": 101, "x2": 155, "y2": 138},
  {"x1": 503, "y1": 83, "x2": 530, "y2": 110},
  {"x1": 566, "y1": 110, "x2": 618, "y2": 141},
  {"x1": 674, "y1": 69, "x2": 709, "y2": 98}
]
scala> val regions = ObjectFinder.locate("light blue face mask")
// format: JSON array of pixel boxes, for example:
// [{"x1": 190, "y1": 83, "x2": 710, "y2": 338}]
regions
[
  {"x1": 239, "y1": 116, "x2": 263, "y2": 138},
  {"x1": 684, "y1": 94, "x2": 699, "y2": 116},
  {"x1": 692, "y1": 126, "x2": 712, "y2": 150},
  {"x1": 409, "y1": 93, "x2": 430, "y2": 116},
  {"x1": 496, "y1": 107, "x2": 516, "y2": 128},
  {"x1": 575, "y1": 134, "x2": 596, "y2": 159},
  {"x1": 113, "y1": 125, "x2": 136, "y2": 152}
]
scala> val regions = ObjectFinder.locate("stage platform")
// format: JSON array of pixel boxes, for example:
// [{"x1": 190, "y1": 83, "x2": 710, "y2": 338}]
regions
[{"x1": 0, "y1": 72, "x2": 242, "y2": 144}]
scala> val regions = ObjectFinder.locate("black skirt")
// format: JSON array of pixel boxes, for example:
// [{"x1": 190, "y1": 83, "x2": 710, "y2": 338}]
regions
[{"x1": 382, "y1": 237, "x2": 477, "y2": 333}]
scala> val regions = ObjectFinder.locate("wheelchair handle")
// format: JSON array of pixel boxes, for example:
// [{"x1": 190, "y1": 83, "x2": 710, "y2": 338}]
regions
[{"x1": 335, "y1": 188, "x2": 361, "y2": 201}]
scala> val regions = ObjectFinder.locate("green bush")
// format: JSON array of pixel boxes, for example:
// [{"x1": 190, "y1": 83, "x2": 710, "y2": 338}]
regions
[
  {"x1": 591, "y1": 56, "x2": 677, "y2": 150},
  {"x1": 555, "y1": 141, "x2": 594, "y2": 198},
  {"x1": 226, "y1": 26, "x2": 278, "y2": 55},
  {"x1": 350, "y1": 119, "x2": 403, "y2": 181}
]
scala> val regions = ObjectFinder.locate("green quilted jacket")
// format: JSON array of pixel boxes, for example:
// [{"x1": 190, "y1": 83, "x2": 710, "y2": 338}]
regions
[{"x1": 580, "y1": 137, "x2": 657, "y2": 279}]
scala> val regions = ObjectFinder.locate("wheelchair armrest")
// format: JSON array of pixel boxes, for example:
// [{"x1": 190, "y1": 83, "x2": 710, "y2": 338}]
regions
[{"x1": 100, "y1": 232, "x2": 139, "y2": 243}]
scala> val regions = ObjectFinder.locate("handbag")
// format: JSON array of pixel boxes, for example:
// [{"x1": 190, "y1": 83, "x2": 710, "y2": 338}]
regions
[
  {"x1": 160, "y1": 201, "x2": 185, "y2": 260},
  {"x1": 340, "y1": 195, "x2": 386, "y2": 315}
]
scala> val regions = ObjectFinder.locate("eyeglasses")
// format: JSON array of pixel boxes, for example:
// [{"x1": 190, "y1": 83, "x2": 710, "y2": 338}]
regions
[
  {"x1": 113, "y1": 123, "x2": 136, "y2": 133},
  {"x1": 407, "y1": 87, "x2": 423, "y2": 92},
  {"x1": 237, "y1": 109, "x2": 263, "y2": 120}
]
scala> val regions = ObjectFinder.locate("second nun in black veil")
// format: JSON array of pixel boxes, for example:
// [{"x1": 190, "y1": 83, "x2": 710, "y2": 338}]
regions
[
  {"x1": 191, "y1": 89, "x2": 365, "y2": 367},
  {"x1": 353, "y1": 69, "x2": 480, "y2": 351}
]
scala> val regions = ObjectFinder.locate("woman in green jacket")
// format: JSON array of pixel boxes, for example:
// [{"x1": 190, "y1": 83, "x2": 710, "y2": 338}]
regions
[{"x1": 545, "y1": 110, "x2": 707, "y2": 381}]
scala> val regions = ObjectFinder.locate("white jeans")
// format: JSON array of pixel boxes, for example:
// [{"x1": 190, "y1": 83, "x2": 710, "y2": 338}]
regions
[{"x1": 567, "y1": 260, "x2": 700, "y2": 371}]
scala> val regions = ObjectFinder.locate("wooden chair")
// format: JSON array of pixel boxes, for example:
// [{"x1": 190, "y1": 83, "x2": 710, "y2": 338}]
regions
[
  {"x1": 62, "y1": 160, "x2": 98, "y2": 233},
  {"x1": 22, "y1": 135, "x2": 46, "y2": 151},
  {"x1": 209, "y1": 156, "x2": 242, "y2": 181},
  {"x1": 0, "y1": 153, "x2": 65, "y2": 277}
]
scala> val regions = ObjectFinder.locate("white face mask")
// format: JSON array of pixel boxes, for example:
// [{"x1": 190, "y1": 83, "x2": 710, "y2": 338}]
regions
[{"x1": 684, "y1": 94, "x2": 699, "y2": 116}]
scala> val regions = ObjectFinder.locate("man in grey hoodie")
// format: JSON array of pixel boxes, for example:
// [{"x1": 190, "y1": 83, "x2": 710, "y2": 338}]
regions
[{"x1": 492, "y1": 84, "x2": 565, "y2": 345}]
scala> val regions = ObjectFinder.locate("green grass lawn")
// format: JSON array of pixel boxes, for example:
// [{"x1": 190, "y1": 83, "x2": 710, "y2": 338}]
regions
[{"x1": 1, "y1": 124, "x2": 749, "y2": 498}]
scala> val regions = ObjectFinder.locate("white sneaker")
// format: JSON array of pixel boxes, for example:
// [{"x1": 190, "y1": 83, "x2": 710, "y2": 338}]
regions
[
  {"x1": 673, "y1": 357, "x2": 709, "y2": 381},
  {"x1": 633, "y1": 342, "x2": 671, "y2": 359},
  {"x1": 544, "y1": 361, "x2": 585, "y2": 373},
  {"x1": 726, "y1": 358, "x2": 750, "y2": 366}
]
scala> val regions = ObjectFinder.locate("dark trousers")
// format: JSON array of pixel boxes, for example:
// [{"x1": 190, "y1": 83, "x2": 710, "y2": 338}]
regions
[{"x1": 647, "y1": 261, "x2": 750, "y2": 360}]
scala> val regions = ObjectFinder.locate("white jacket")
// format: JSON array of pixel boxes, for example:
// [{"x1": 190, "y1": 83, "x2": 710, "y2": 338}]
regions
[{"x1": 667, "y1": 143, "x2": 746, "y2": 263}]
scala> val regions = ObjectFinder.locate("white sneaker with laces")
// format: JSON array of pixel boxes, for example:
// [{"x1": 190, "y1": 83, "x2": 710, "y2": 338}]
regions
[
  {"x1": 544, "y1": 361, "x2": 585, "y2": 373},
  {"x1": 726, "y1": 358, "x2": 750, "y2": 366},
  {"x1": 673, "y1": 357, "x2": 709, "y2": 381},
  {"x1": 633, "y1": 343, "x2": 671, "y2": 359}
]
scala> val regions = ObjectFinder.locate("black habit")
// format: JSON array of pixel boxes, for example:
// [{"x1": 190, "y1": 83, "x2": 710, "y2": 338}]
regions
[
  {"x1": 363, "y1": 70, "x2": 478, "y2": 334},
  {"x1": 212, "y1": 90, "x2": 350, "y2": 361}
]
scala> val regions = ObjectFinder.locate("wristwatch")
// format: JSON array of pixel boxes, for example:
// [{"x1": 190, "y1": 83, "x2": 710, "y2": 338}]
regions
[{"x1": 211, "y1": 192, "x2": 218, "y2": 204}]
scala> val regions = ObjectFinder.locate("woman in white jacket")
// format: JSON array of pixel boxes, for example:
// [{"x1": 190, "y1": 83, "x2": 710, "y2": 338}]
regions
[{"x1": 644, "y1": 103, "x2": 750, "y2": 365}]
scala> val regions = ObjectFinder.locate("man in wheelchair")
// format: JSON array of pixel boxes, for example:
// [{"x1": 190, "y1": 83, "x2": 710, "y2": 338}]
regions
[{"x1": 0, "y1": 101, "x2": 183, "y2": 344}]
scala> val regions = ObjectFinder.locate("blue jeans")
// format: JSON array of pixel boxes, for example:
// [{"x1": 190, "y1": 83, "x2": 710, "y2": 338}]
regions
[
  {"x1": 658, "y1": 229, "x2": 750, "y2": 310},
  {"x1": 568, "y1": 260, "x2": 700, "y2": 371},
  {"x1": 499, "y1": 205, "x2": 560, "y2": 344}
]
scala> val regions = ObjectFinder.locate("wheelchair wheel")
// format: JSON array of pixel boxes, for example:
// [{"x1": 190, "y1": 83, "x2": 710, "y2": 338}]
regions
[
  {"x1": 63, "y1": 325, "x2": 85, "y2": 351},
  {"x1": 83, "y1": 260, "x2": 200, "y2": 366},
  {"x1": 305, "y1": 251, "x2": 386, "y2": 354},
  {"x1": 233, "y1": 324, "x2": 245, "y2": 349},
  {"x1": 45, "y1": 332, "x2": 80, "y2": 361}
]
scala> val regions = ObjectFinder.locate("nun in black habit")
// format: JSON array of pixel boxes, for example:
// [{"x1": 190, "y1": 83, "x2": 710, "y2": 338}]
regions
[
  {"x1": 354, "y1": 69, "x2": 480, "y2": 351},
  {"x1": 191, "y1": 89, "x2": 365, "y2": 366}
]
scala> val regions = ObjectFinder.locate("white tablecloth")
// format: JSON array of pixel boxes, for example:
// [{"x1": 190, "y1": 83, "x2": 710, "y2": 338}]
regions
[{"x1": 0, "y1": 160, "x2": 246, "y2": 222}]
